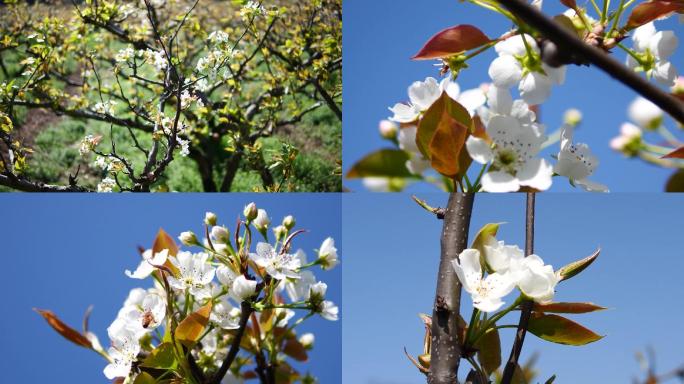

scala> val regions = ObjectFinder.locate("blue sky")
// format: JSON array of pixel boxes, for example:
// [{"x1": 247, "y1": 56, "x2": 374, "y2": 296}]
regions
[
  {"x1": 0, "y1": 194, "x2": 341, "y2": 383},
  {"x1": 343, "y1": 193, "x2": 684, "y2": 383},
  {"x1": 343, "y1": 0, "x2": 684, "y2": 193}
]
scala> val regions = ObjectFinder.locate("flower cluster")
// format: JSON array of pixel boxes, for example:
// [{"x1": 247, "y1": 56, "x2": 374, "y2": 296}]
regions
[
  {"x1": 626, "y1": 22, "x2": 678, "y2": 86},
  {"x1": 453, "y1": 236, "x2": 559, "y2": 312},
  {"x1": 97, "y1": 205, "x2": 339, "y2": 382}
]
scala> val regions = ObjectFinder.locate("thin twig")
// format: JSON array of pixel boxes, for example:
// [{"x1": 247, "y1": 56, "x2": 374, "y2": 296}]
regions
[
  {"x1": 501, "y1": 192, "x2": 536, "y2": 383},
  {"x1": 497, "y1": 0, "x2": 684, "y2": 125}
]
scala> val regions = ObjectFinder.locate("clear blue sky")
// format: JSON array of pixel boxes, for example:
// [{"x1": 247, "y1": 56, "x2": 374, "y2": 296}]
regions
[
  {"x1": 342, "y1": 0, "x2": 684, "y2": 193},
  {"x1": 0, "y1": 194, "x2": 341, "y2": 383},
  {"x1": 343, "y1": 193, "x2": 684, "y2": 383}
]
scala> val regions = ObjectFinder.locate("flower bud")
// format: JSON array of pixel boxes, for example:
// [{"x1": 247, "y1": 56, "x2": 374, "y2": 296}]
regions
[
  {"x1": 610, "y1": 122, "x2": 643, "y2": 157},
  {"x1": 273, "y1": 225, "x2": 287, "y2": 241},
  {"x1": 299, "y1": 333, "x2": 315, "y2": 349},
  {"x1": 204, "y1": 212, "x2": 217, "y2": 226},
  {"x1": 253, "y1": 209, "x2": 270, "y2": 230},
  {"x1": 309, "y1": 282, "x2": 327, "y2": 304},
  {"x1": 243, "y1": 202, "x2": 258, "y2": 221},
  {"x1": 563, "y1": 108, "x2": 582, "y2": 127},
  {"x1": 628, "y1": 96, "x2": 663, "y2": 130},
  {"x1": 211, "y1": 226, "x2": 230, "y2": 244},
  {"x1": 378, "y1": 119, "x2": 398, "y2": 139},
  {"x1": 672, "y1": 76, "x2": 684, "y2": 96},
  {"x1": 232, "y1": 276, "x2": 257, "y2": 301},
  {"x1": 282, "y1": 215, "x2": 295, "y2": 230},
  {"x1": 178, "y1": 231, "x2": 198, "y2": 246},
  {"x1": 317, "y1": 237, "x2": 339, "y2": 270}
]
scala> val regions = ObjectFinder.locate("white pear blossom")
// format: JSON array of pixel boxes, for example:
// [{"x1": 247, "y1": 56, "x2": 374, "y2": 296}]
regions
[
  {"x1": 103, "y1": 328, "x2": 140, "y2": 379},
  {"x1": 125, "y1": 249, "x2": 169, "y2": 279},
  {"x1": 610, "y1": 122, "x2": 643, "y2": 155},
  {"x1": 143, "y1": 49, "x2": 168, "y2": 72},
  {"x1": 250, "y1": 242, "x2": 301, "y2": 280},
  {"x1": 275, "y1": 308, "x2": 296, "y2": 327},
  {"x1": 318, "y1": 237, "x2": 339, "y2": 270},
  {"x1": 554, "y1": 124, "x2": 608, "y2": 192},
  {"x1": 465, "y1": 114, "x2": 552, "y2": 192},
  {"x1": 627, "y1": 22, "x2": 678, "y2": 85},
  {"x1": 97, "y1": 177, "x2": 116, "y2": 193},
  {"x1": 483, "y1": 238, "x2": 524, "y2": 273},
  {"x1": 118, "y1": 293, "x2": 167, "y2": 330},
  {"x1": 284, "y1": 269, "x2": 317, "y2": 302},
  {"x1": 208, "y1": 30, "x2": 230, "y2": 45},
  {"x1": 440, "y1": 78, "x2": 487, "y2": 116},
  {"x1": 253, "y1": 209, "x2": 271, "y2": 230},
  {"x1": 232, "y1": 275, "x2": 257, "y2": 301},
  {"x1": 378, "y1": 119, "x2": 398, "y2": 139},
  {"x1": 299, "y1": 333, "x2": 315, "y2": 348},
  {"x1": 210, "y1": 300, "x2": 241, "y2": 329},
  {"x1": 389, "y1": 77, "x2": 441, "y2": 123},
  {"x1": 115, "y1": 47, "x2": 135, "y2": 63},
  {"x1": 167, "y1": 252, "x2": 216, "y2": 299},
  {"x1": 216, "y1": 265, "x2": 239, "y2": 288},
  {"x1": 510, "y1": 255, "x2": 560, "y2": 303},
  {"x1": 452, "y1": 249, "x2": 516, "y2": 312},
  {"x1": 628, "y1": 96, "x2": 663, "y2": 130},
  {"x1": 488, "y1": 34, "x2": 565, "y2": 105},
  {"x1": 318, "y1": 301, "x2": 339, "y2": 321},
  {"x1": 362, "y1": 177, "x2": 390, "y2": 192}
]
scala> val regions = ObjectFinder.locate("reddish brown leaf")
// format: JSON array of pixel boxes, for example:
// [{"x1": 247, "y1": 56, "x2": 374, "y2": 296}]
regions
[
  {"x1": 662, "y1": 146, "x2": 684, "y2": 159},
  {"x1": 34, "y1": 308, "x2": 92, "y2": 348},
  {"x1": 560, "y1": 0, "x2": 578, "y2": 9},
  {"x1": 429, "y1": 115, "x2": 469, "y2": 177},
  {"x1": 412, "y1": 25, "x2": 490, "y2": 60},
  {"x1": 283, "y1": 339, "x2": 309, "y2": 362},
  {"x1": 533, "y1": 302, "x2": 607, "y2": 314},
  {"x1": 175, "y1": 302, "x2": 212, "y2": 347},
  {"x1": 626, "y1": 1, "x2": 684, "y2": 30},
  {"x1": 153, "y1": 228, "x2": 179, "y2": 256}
]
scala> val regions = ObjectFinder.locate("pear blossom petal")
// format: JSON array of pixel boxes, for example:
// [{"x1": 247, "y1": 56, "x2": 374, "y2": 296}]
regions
[
  {"x1": 487, "y1": 86, "x2": 513, "y2": 115},
  {"x1": 389, "y1": 103, "x2": 420, "y2": 123},
  {"x1": 481, "y1": 171, "x2": 520, "y2": 192},
  {"x1": 517, "y1": 158, "x2": 553, "y2": 191},
  {"x1": 519, "y1": 72, "x2": 552, "y2": 105},
  {"x1": 440, "y1": 78, "x2": 461, "y2": 100},
  {"x1": 650, "y1": 30, "x2": 678, "y2": 60},
  {"x1": 489, "y1": 55, "x2": 523, "y2": 88},
  {"x1": 466, "y1": 136, "x2": 494, "y2": 164},
  {"x1": 653, "y1": 61, "x2": 677, "y2": 85},
  {"x1": 458, "y1": 88, "x2": 487, "y2": 116},
  {"x1": 408, "y1": 77, "x2": 441, "y2": 110}
]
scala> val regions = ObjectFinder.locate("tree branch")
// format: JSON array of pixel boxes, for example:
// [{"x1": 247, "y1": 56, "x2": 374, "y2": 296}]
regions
[
  {"x1": 428, "y1": 193, "x2": 475, "y2": 384},
  {"x1": 207, "y1": 301, "x2": 254, "y2": 384},
  {"x1": 497, "y1": 0, "x2": 684, "y2": 125},
  {"x1": 500, "y1": 192, "x2": 536, "y2": 384}
]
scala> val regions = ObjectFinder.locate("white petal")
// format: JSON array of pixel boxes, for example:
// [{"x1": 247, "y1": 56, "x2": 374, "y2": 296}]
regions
[
  {"x1": 628, "y1": 96, "x2": 663, "y2": 128},
  {"x1": 458, "y1": 88, "x2": 487, "y2": 116},
  {"x1": 125, "y1": 260, "x2": 154, "y2": 279},
  {"x1": 452, "y1": 249, "x2": 482, "y2": 293},
  {"x1": 575, "y1": 178, "x2": 610, "y2": 192},
  {"x1": 389, "y1": 103, "x2": 420, "y2": 123},
  {"x1": 652, "y1": 61, "x2": 677, "y2": 85},
  {"x1": 632, "y1": 22, "x2": 657, "y2": 52},
  {"x1": 473, "y1": 296, "x2": 505, "y2": 312},
  {"x1": 543, "y1": 63, "x2": 566, "y2": 85},
  {"x1": 440, "y1": 78, "x2": 461, "y2": 100},
  {"x1": 486, "y1": 86, "x2": 513, "y2": 115},
  {"x1": 397, "y1": 126, "x2": 419, "y2": 153},
  {"x1": 406, "y1": 156, "x2": 431, "y2": 175},
  {"x1": 488, "y1": 55, "x2": 523, "y2": 88},
  {"x1": 517, "y1": 158, "x2": 553, "y2": 191},
  {"x1": 510, "y1": 100, "x2": 536, "y2": 123},
  {"x1": 484, "y1": 272, "x2": 516, "y2": 298},
  {"x1": 519, "y1": 72, "x2": 552, "y2": 105},
  {"x1": 626, "y1": 54, "x2": 639, "y2": 70},
  {"x1": 408, "y1": 77, "x2": 441, "y2": 110},
  {"x1": 481, "y1": 171, "x2": 520, "y2": 192},
  {"x1": 495, "y1": 34, "x2": 539, "y2": 57},
  {"x1": 465, "y1": 136, "x2": 494, "y2": 164},
  {"x1": 650, "y1": 30, "x2": 678, "y2": 60}
]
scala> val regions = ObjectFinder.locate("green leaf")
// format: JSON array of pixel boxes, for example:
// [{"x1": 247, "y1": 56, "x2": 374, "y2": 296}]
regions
[
  {"x1": 474, "y1": 326, "x2": 501, "y2": 375},
  {"x1": 557, "y1": 248, "x2": 600, "y2": 282},
  {"x1": 133, "y1": 372, "x2": 156, "y2": 384},
  {"x1": 140, "y1": 342, "x2": 178, "y2": 370},
  {"x1": 470, "y1": 223, "x2": 502, "y2": 271},
  {"x1": 175, "y1": 302, "x2": 212, "y2": 347},
  {"x1": 527, "y1": 313, "x2": 603, "y2": 346},
  {"x1": 545, "y1": 375, "x2": 557, "y2": 384},
  {"x1": 533, "y1": 302, "x2": 607, "y2": 314},
  {"x1": 345, "y1": 149, "x2": 415, "y2": 179}
]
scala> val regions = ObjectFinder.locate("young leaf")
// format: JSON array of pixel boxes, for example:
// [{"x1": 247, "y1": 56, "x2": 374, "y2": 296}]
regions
[
  {"x1": 662, "y1": 146, "x2": 684, "y2": 159},
  {"x1": 153, "y1": 228, "x2": 179, "y2": 256},
  {"x1": 175, "y1": 302, "x2": 212, "y2": 347},
  {"x1": 527, "y1": 313, "x2": 604, "y2": 346},
  {"x1": 428, "y1": 115, "x2": 469, "y2": 177},
  {"x1": 132, "y1": 372, "x2": 156, "y2": 384},
  {"x1": 545, "y1": 374, "x2": 557, "y2": 384},
  {"x1": 474, "y1": 327, "x2": 502, "y2": 375},
  {"x1": 345, "y1": 149, "x2": 415, "y2": 179},
  {"x1": 34, "y1": 308, "x2": 92, "y2": 348},
  {"x1": 470, "y1": 223, "x2": 501, "y2": 253},
  {"x1": 560, "y1": 0, "x2": 577, "y2": 9},
  {"x1": 416, "y1": 92, "x2": 471, "y2": 161},
  {"x1": 625, "y1": 1, "x2": 684, "y2": 30},
  {"x1": 140, "y1": 342, "x2": 178, "y2": 369},
  {"x1": 283, "y1": 339, "x2": 309, "y2": 362},
  {"x1": 557, "y1": 248, "x2": 600, "y2": 282},
  {"x1": 413, "y1": 25, "x2": 490, "y2": 60},
  {"x1": 533, "y1": 302, "x2": 607, "y2": 314}
]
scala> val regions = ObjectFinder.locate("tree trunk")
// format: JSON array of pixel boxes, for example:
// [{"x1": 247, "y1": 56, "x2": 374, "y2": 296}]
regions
[
  {"x1": 190, "y1": 150, "x2": 217, "y2": 192},
  {"x1": 428, "y1": 193, "x2": 475, "y2": 384},
  {"x1": 219, "y1": 152, "x2": 242, "y2": 192}
]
